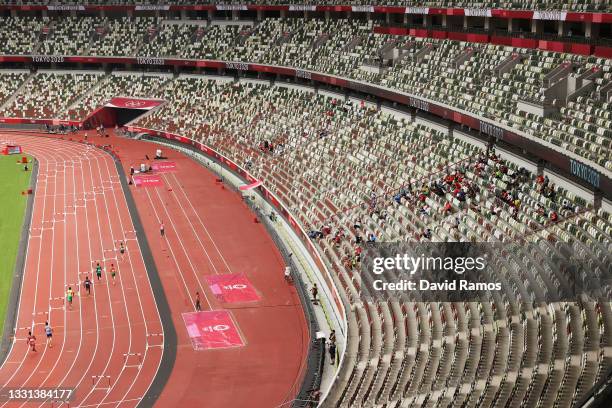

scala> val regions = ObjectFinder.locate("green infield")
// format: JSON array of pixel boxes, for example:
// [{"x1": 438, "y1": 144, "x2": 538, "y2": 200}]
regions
[{"x1": 0, "y1": 154, "x2": 32, "y2": 335}]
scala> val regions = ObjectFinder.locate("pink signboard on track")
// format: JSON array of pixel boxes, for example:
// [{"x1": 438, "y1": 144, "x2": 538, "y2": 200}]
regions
[
  {"x1": 206, "y1": 274, "x2": 260, "y2": 303},
  {"x1": 132, "y1": 174, "x2": 163, "y2": 187},
  {"x1": 182, "y1": 310, "x2": 245, "y2": 350},
  {"x1": 151, "y1": 161, "x2": 177, "y2": 173}
]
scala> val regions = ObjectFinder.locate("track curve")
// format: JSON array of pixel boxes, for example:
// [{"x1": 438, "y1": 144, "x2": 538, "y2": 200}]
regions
[{"x1": 0, "y1": 134, "x2": 163, "y2": 408}]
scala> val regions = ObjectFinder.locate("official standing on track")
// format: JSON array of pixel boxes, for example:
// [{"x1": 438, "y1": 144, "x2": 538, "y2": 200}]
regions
[
  {"x1": 329, "y1": 341, "x2": 337, "y2": 365},
  {"x1": 160, "y1": 221, "x2": 165, "y2": 237},
  {"x1": 195, "y1": 292, "x2": 201, "y2": 311},
  {"x1": 311, "y1": 284, "x2": 319, "y2": 305}
]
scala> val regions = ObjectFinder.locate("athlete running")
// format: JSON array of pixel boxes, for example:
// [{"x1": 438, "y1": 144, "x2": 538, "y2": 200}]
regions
[
  {"x1": 110, "y1": 263, "x2": 117, "y2": 286},
  {"x1": 66, "y1": 287, "x2": 75, "y2": 310},
  {"x1": 27, "y1": 331, "x2": 36, "y2": 352},
  {"x1": 45, "y1": 322, "x2": 53, "y2": 348},
  {"x1": 83, "y1": 275, "x2": 92, "y2": 296},
  {"x1": 95, "y1": 262, "x2": 103, "y2": 281}
]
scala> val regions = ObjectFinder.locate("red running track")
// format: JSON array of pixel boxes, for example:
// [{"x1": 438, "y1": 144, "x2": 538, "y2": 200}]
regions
[
  {"x1": 0, "y1": 134, "x2": 163, "y2": 407},
  {"x1": 110, "y1": 133, "x2": 310, "y2": 408}
]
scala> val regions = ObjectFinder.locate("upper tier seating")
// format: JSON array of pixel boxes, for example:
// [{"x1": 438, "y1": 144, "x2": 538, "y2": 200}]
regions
[
  {"x1": 88, "y1": 17, "x2": 161, "y2": 56},
  {"x1": 0, "y1": 0, "x2": 609, "y2": 12},
  {"x1": 0, "y1": 17, "x2": 609, "y2": 169},
  {"x1": 138, "y1": 20, "x2": 206, "y2": 58},
  {"x1": 181, "y1": 23, "x2": 243, "y2": 60},
  {"x1": 38, "y1": 17, "x2": 102, "y2": 56},
  {"x1": 0, "y1": 17, "x2": 43, "y2": 55}
]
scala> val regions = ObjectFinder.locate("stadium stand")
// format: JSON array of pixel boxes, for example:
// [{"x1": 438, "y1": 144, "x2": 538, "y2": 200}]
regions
[
  {"x1": 0, "y1": 71, "x2": 30, "y2": 107},
  {"x1": 128, "y1": 79, "x2": 612, "y2": 408},
  {"x1": 0, "y1": 17, "x2": 42, "y2": 55},
  {"x1": 0, "y1": 8, "x2": 610, "y2": 408},
  {"x1": 182, "y1": 23, "x2": 245, "y2": 60},
  {"x1": 88, "y1": 17, "x2": 161, "y2": 57},
  {"x1": 0, "y1": 71, "x2": 100, "y2": 119},
  {"x1": 0, "y1": 1, "x2": 609, "y2": 11},
  {"x1": 0, "y1": 18, "x2": 607, "y2": 168},
  {"x1": 37, "y1": 17, "x2": 102, "y2": 56}
]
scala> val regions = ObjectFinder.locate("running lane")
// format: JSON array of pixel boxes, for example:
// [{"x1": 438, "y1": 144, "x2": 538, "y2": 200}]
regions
[
  {"x1": 110, "y1": 134, "x2": 309, "y2": 408},
  {"x1": 0, "y1": 134, "x2": 163, "y2": 408}
]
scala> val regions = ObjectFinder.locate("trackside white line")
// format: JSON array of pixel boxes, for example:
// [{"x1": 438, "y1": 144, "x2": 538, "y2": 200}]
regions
[
  {"x1": 0, "y1": 137, "x2": 60, "y2": 400},
  {"x1": 144, "y1": 187, "x2": 211, "y2": 310},
  {"x1": 35, "y1": 141, "x2": 103, "y2": 407},
  {"x1": 13, "y1": 139, "x2": 81, "y2": 407},
  {"x1": 93, "y1": 146, "x2": 154, "y2": 407},
  {"x1": 64, "y1": 150, "x2": 124, "y2": 407},
  {"x1": 168, "y1": 172, "x2": 235, "y2": 274}
]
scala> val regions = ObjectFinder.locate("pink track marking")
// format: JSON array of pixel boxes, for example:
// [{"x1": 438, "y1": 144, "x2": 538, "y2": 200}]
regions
[
  {"x1": 182, "y1": 310, "x2": 245, "y2": 350},
  {"x1": 206, "y1": 273, "x2": 261, "y2": 303}
]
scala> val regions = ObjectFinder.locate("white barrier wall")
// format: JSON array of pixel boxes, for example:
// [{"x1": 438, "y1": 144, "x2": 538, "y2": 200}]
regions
[
  {"x1": 381, "y1": 106, "x2": 412, "y2": 121},
  {"x1": 602, "y1": 198, "x2": 612, "y2": 213},
  {"x1": 318, "y1": 89, "x2": 345, "y2": 100},
  {"x1": 180, "y1": 74, "x2": 235, "y2": 84},
  {"x1": 348, "y1": 97, "x2": 377, "y2": 110},
  {"x1": 544, "y1": 168, "x2": 595, "y2": 203},
  {"x1": 415, "y1": 116, "x2": 449, "y2": 135},
  {"x1": 453, "y1": 129, "x2": 487, "y2": 150},
  {"x1": 238, "y1": 78, "x2": 272, "y2": 86},
  {"x1": 496, "y1": 147, "x2": 539, "y2": 174},
  {"x1": 275, "y1": 82, "x2": 315, "y2": 93}
]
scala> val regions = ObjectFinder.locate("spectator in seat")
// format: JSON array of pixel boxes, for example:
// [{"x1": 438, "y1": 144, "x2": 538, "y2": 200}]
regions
[
  {"x1": 537, "y1": 204, "x2": 547, "y2": 217},
  {"x1": 420, "y1": 205, "x2": 431, "y2": 217},
  {"x1": 443, "y1": 201, "x2": 452, "y2": 214},
  {"x1": 550, "y1": 211, "x2": 558, "y2": 222},
  {"x1": 308, "y1": 230, "x2": 323, "y2": 239},
  {"x1": 394, "y1": 192, "x2": 403, "y2": 204},
  {"x1": 321, "y1": 225, "x2": 332, "y2": 236},
  {"x1": 456, "y1": 189, "x2": 466, "y2": 202}
]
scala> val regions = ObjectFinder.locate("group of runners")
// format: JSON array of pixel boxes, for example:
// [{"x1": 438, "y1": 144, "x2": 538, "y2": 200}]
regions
[
  {"x1": 26, "y1": 322, "x2": 53, "y2": 352},
  {"x1": 27, "y1": 240, "x2": 126, "y2": 352}
]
